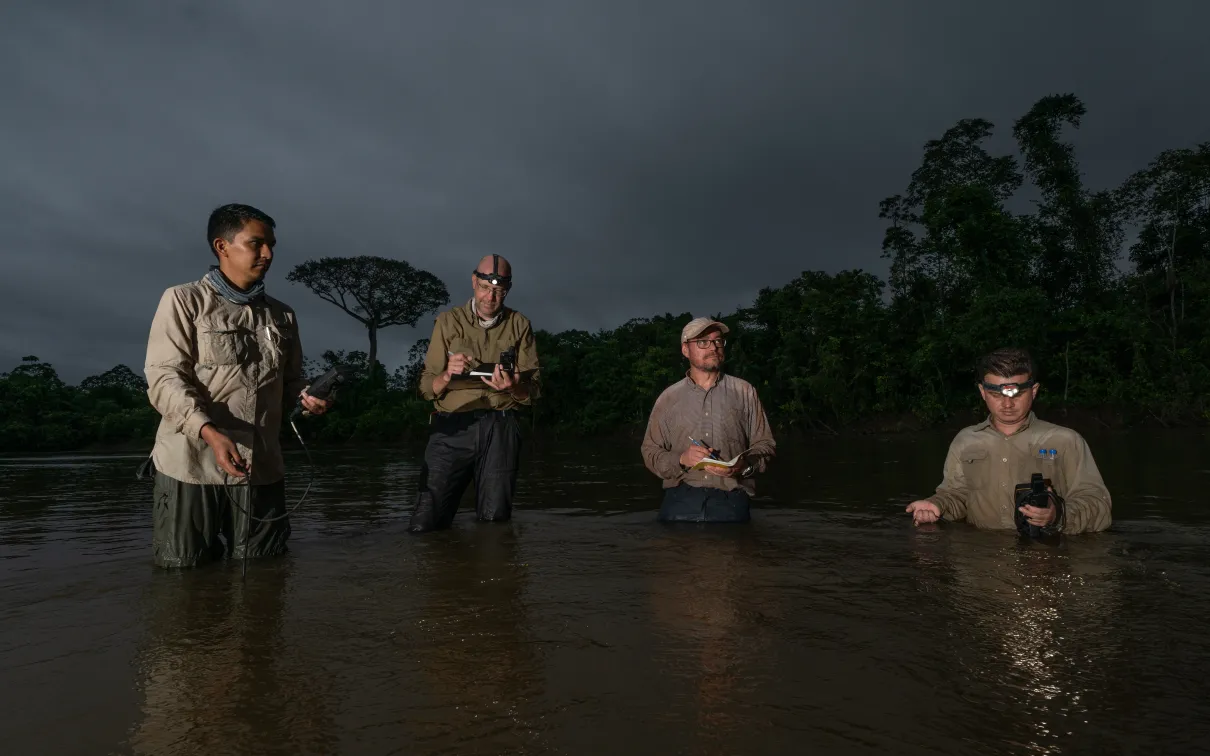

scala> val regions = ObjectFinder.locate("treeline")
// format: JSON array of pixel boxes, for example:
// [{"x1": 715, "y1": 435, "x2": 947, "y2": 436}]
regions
[
  {"x1": 0, "y1": 361, "x2": 160, "y2": 452},
  {"x1": 2, "y1": 93, "x2": 1208, "y2": 452}
]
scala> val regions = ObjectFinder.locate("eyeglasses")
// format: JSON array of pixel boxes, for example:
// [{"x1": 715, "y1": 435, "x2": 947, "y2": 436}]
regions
[
  {"x1": 475, "y1": 280, "x2": 509, "y2": 295},
  {"x1": 474, "y1": 274, "x2": 511, "y2": 290},
  {"x1": 688, "y1": 338, "x2": 726, "y2": 349}
]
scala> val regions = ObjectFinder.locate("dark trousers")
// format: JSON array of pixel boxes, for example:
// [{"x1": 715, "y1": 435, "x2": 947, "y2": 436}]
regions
[
  {"x1": 408, "y1": 409, "x2": 523, "y2": 533},
  {"x1": 658, "y1": 483, "x2": 751, "y2": 523},
  {"x1": 152, "y1": 470, "x2": 290, "y2": 568}
]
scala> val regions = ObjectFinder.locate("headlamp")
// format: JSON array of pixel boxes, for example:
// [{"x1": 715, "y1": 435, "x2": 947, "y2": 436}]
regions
[
  {"x1": 982, "y1": 379, "x2": 1036, "y2": 397},
  {"x1": 473, "y1": 254, "x2": 512, "y2": 289}
]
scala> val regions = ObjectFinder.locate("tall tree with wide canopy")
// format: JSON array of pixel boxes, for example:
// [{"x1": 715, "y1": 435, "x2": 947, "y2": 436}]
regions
[{"x1": 287, "y1": 256, "x2": 449, "y2": 370}]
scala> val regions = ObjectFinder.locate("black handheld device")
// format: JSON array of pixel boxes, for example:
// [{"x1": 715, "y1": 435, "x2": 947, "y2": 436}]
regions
[
  {"x1": 290, "y1": 366, "x2": 346, "y2": 421},
  {"x1": 499, "y1": 347, "x2": 517, "y2": 374},
  {"x1": 1013, "y1": 472, "x2": 1060, "y2": 540}
]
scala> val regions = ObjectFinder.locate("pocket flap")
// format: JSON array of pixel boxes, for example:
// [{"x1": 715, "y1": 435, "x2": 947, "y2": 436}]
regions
[
  {"x1": 959, "y1": 447, "x2": 988, "y2": 464},
  {"x1": 198, "y1": 328, "x2": 242, "y2": 366}
]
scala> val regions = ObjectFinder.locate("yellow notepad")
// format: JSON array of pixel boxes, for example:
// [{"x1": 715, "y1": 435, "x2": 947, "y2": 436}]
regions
[{"x1": 690, "y1": 447, "x2": 755, "y2": 471}]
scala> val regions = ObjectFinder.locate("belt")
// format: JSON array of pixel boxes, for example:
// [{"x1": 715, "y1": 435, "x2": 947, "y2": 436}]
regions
[{"x1": 432, "y1": 408, "x2": 518, "y2": 419}]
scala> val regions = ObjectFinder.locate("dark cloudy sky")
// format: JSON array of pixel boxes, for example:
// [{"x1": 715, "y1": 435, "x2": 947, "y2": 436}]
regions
[{"x1": 3, "y1": 1, "x2": 1207, "y2": 382}]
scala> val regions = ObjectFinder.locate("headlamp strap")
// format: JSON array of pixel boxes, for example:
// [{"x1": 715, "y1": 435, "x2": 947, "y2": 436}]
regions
[
  {"x1": 984, "y1": 379, "x2": 1036, "y2": 397},
  {"x1": 473, "y1": 254, "x2": 511, "y2": 287}
]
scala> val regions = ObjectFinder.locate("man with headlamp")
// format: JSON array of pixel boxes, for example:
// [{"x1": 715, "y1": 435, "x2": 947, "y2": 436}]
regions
[
  {"x1": 905, "y1": 347, "x2": 1111, "y2": 535},
  {"x1": 407, "y1": 254, "x2": 541, "y2": 533}
]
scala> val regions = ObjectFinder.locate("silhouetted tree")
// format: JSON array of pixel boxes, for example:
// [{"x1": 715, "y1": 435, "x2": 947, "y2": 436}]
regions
[
  {"x1": 287, "y1": 256, "x2": 449, "y2": 370},
  {"x1": 80, "y1": 364, "x2": 147, "y2": 394},
  {"x1": 1012, "y1": 93, "x2": 1122, "y2": 305}
]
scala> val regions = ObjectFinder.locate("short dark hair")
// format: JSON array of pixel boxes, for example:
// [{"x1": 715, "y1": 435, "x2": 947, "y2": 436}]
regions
[
  {"x1": 977, "y1": 347, "x2": 1036, "y2": 382},
  {"x1": 206, "y1": 204, "x2": 275, "y2": 258}
]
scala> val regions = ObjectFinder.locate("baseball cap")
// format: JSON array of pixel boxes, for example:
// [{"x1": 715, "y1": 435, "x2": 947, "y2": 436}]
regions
[{"x1": 681, "y1": 317, "x2": 730, "y2": 343}]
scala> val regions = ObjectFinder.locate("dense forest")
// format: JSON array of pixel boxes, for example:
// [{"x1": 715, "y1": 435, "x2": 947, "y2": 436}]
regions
[{"x1": 2, "y1": 93, "x2": 1207, "y2": 453}]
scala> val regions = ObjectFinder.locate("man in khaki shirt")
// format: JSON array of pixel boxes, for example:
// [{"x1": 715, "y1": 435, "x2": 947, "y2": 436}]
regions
[
  {"x1": 641, "y1": 317, "x2": 776, "y2": 522},
  {"x1": 143, "y1": 204, "x2": 330, "y2": 568},
  {"x1": 906, "y1": 347, "x2": 1111, "y2": 535},
  {"x1": 407, "y1": 254, "x2": 540, "y2": 533}
]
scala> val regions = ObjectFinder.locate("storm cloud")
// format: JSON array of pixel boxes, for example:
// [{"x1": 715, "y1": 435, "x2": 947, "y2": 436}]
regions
[{"x1": 2, "y1": 0, "x2": 1207, "y2": 381}]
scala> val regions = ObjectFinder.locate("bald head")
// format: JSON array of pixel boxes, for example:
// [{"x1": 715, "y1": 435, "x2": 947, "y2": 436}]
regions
[
  {"x1": 475, "y1": 254, "x2": 512, "y2": 277},
  {"x1": 471, "y1": 254, "x2": 512, "y2": 320}
]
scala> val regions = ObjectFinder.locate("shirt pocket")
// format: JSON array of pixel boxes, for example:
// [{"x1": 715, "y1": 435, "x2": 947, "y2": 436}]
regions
[
  {"x1": 959, "y1": 447, "x2": 990, "y2": 485},
  {"x1": 1029, "y1": 442, "x2": 1058, "y2": 465},
  {"x1": 268, "y1": 316, "x2": 296, "y2": 366},
  {"x1": 198, "y1": 327, "x2": 245, "y2": 366},
  {"x1": 1028, "y1": 442, "x2": 1061, "y2": 490}
]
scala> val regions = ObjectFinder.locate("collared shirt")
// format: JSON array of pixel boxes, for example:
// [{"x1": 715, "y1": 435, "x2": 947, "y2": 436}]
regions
[
  {"x1": 927, "y1": 412, "x2": 1112, "y2": 533},
  {"x1": 144, "y1": 278, "x2": 306, "y2": 486},
  {"x1": 641, "y1": 372, "x2": 776, "y2": 496},
  {"x1": 420, "y1": 300, "x2": 541, "y2": 413}
]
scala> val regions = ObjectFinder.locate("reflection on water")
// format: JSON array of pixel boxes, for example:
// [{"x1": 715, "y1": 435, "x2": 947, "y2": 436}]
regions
[
  {"x1": 126, "y1": 562, "x2": 338, "y2": 756},
  {"x1": 406, "y1": 525, "x2": 546, "y2": 752},
  {"x1": 644, "y1": 527, "x2": 770, "y2": 756},
  {"x1": 1, "y1": 429, "x2": 1210, "y2": 755},
  {"x1": 909, "y1": 530, "x2": 1129, "y2": 754}
]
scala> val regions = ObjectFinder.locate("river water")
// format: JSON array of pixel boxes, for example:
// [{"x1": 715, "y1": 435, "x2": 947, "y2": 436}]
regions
[{"x1": 1, "y1": 428, "x2": 1208, "y2": 755}]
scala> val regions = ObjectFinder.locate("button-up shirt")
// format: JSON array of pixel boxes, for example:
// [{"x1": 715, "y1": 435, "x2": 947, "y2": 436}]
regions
[
  {"x1": 927, "y1": 412, "x2": 1112, "y2": 533},
  {"x1": 144, "y1": 278, "x2": 306, "y2": 486},
  {"x1": 641, "y1": 372, "x2": 776, "y2": 495},
  {"x1": 420, "y1": 301, "x2": 541, "y2": 413}
]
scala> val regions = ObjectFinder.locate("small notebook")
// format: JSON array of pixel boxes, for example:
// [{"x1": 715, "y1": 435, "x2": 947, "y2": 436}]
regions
[
  {"x1": 450, "y1": 362, "x2": 503, "y2": 378},
  {"x1": 690, "y1": 447, "x2": 756, "y2": 470}
]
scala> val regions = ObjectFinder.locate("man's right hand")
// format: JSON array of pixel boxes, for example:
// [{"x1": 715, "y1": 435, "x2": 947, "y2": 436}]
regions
[
  {"x1": 444, "y1": 352, "x2": 472, "y2": 380},
  {"x1": 905, "y1": 500, "x2": 941, "y2": 525},
  {"x1": 679, "y1": 444, "x2": 716, "y2": 469},
  {"x1": 201, "y1": 424, "x2": 249, "y2": 478}
]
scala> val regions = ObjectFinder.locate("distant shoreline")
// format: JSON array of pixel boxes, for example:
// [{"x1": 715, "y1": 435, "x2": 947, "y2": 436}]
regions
[{"x1": 6, "y1": 403, "x2": 1201, "y2": 458}]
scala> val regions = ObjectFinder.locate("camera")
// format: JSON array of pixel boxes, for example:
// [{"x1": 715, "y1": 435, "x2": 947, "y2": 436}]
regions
[
  {"x1": 499, "y1": 347, "x2": 517, "y2": 375},
  {"x1": 1013, "y1": 472, "x2": 1062, "y2": 540}
]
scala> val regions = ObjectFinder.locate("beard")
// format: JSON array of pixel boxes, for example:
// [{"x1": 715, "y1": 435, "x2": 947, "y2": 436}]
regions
[{"x1": 692, "y1": 356, "x2": 723, "y2": 372}]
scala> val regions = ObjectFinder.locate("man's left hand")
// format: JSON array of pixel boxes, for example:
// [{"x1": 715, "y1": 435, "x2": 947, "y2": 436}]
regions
[
  {"x1": 300, "y1": 390, "x2": 331, "y2": 416},
  {"x1": 1018, "y1": 502, "x2": 1056, "y2": 527},
  {"x1": 481, "y1": 363, "x2": 518, "y2": 392}
]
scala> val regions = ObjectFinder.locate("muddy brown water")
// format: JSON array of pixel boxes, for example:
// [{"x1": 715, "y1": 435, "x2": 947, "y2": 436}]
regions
[{"x1": 1, "y1": 429, "x2": 1209, "y2": 755}]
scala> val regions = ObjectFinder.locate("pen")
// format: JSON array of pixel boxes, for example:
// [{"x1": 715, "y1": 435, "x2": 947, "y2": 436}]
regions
[{"x1": 688, "y1": 436, "x2": 720, "y2": 460}]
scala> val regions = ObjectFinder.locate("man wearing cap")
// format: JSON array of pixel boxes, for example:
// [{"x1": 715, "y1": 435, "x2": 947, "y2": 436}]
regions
[
  {"x1": 905, "y1": 347, "x2": 1112, "y2": 534},
  {"x1": 640, "y1": 317, "x2": 776, "y2": 522},
  {"x1": 407, "y1": 254, "x2": 541, "y2": 533}
]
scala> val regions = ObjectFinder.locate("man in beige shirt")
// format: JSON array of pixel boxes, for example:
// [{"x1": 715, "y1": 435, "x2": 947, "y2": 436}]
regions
[
  {"x1": 143, "y1": 204, "x2": 330, "y2": 568},
  {"x1": 906, "y1": 347, "x2": 1111, "y2": 535},
  {"x1": 641, "y1": 317, "x2": 776, "y2": 522},
  {"x1": 407, "y1": 254, "x2": 540, "y2": 533}
]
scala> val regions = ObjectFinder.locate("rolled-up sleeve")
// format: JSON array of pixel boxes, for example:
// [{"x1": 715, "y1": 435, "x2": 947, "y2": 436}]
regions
[
  {"x1": 927, "y1": 439, "x2": 970, "y2": 521},
  {"x1": 743, "y1": 385, "x2": 776, "y2": 472},
  {"x1": 144, "y1": 288, "x2": 211, "y2": 438},
  {"x1": 514, "y1": 319, "x2": 541, "y2": 404},
  {"x1": 283, "y1": 312, "x2": 307, "y2": 402},
  {"x1": 419, "y1": 316, "x2": 448, "y2": 402},
  {"x1": 1058, "y1": 434, "x2": 1112, "y2": 534}
]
